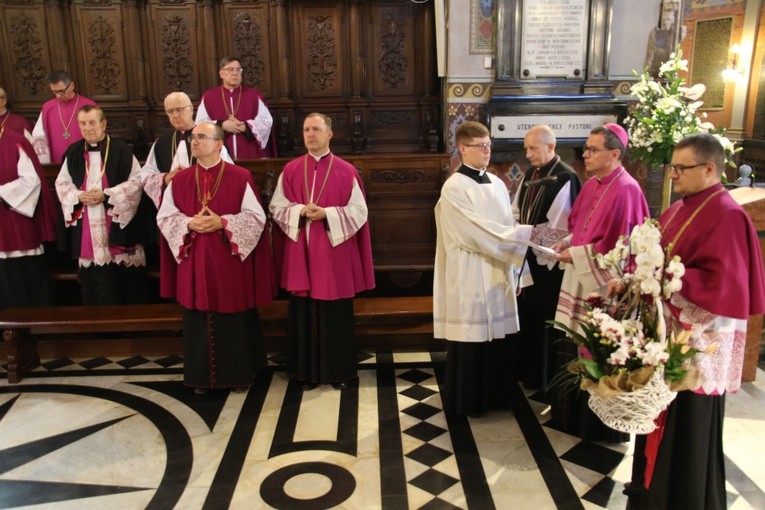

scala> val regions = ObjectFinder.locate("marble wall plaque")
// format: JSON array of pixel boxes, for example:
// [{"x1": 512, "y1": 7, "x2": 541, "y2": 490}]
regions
[
  {"x1": 520, "y1": 0, "x2": 589, "y2": 79},
  {"x1": 490, "y1": 113, "x2": 618, "y2": 139}
]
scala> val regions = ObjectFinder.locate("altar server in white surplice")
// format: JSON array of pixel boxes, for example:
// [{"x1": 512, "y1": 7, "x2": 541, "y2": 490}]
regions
[{"x1": 434, "y1": 121, "x2": 534, "y2": 418}]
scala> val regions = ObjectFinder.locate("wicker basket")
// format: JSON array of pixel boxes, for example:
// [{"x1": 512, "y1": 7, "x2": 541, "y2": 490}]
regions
[{"x1": 586, "y1": 368, "x2": 677, "y2": 434}]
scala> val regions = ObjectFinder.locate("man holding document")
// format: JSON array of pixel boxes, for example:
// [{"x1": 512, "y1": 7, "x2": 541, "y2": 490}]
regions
[
  {"x1": 512, "y1": 125, "x2": 582, "y2": 389},
  {"x1": 434, "y1": 121, "x2": 541, "y2": 417},
  {"x1": 551, "y1": 123, "x2": 649, "y2": 441}
]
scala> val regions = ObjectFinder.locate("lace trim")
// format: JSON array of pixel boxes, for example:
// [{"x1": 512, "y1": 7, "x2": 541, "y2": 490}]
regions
[
  {"x1": 89, "y1": 216, "x2": 112, "y2": 266},
  {"x1": 223, "y1": 212, "x2": 263, "y2": 261},
  {"x1": 670, "y1": 293, "x2": 747, "y2": 394},
  {"x1": 142, "y1": 172, "x2": 165, "y2": 209},
  {"x1": 55, "y1": 181, "x2": 81, "y2": 224},
  {"x1": 247, "y1": 119, "x2": 272, "y2": 150},
  {"x1": 531, "y1": 222, "x2": 567, "y2": 268},
  {"x1": 158, "y1": 214, "x2": 193, "y2": 262},
  {"x1": 106, "y1": 177, "x2": 143, "y2": 227},
  {"x1": 80, "y1": 244, "x2": 146, "y2": 268}
]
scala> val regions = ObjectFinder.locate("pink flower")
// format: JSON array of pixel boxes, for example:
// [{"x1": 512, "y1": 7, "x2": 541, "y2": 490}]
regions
[
  {"x1": 586, "y1": 295, "x2": 607, "y2": 309},
  {"x1": 578, "y1": 345, "x2": 593, "y2": 360}
]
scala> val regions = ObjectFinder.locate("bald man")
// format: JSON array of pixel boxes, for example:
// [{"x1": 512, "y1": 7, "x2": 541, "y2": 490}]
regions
[
  {"x1": 512, "y1": 125, "x2": 581, "y2": 389},
  {"x1": 140, "y1": 92, "x2": 232, "y2": 297},
  {"x1": 157, "y1": 122, "x2": 275, "y2": 393}
]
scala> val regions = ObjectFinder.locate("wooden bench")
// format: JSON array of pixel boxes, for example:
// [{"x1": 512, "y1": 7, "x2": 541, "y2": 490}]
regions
[{"x1": 0, "y1": 296, "x2": 434, "y2": 384}]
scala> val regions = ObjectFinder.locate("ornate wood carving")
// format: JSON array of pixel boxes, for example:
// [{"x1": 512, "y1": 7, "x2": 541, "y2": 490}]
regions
[
  {"x1": 0, "y1": 1, "x2": 441, "y2": 155},
  {"x1": 306, "y1": 15, "x2": 337, "y2": 91},
  {"x1": 233, "y1": 12, "x2": 266, "y2": 87},
  {"x1": 378, "y1": 12, "x2": 407, "y2": 89},
  {"x1": 373, "y1": 111, "x2": 415, "y2": 125},
  {"x1": 88, "y1": 16, "x2": 121, "y2": 94},
  {"x1": 161, "y1": 15, "x2": 194, "y2": 91},
  {"x1": 353, "y1": 111, "x2": 365, "y2": 154},
  {"x1": 8, "y1": 14, "x2": 47, "y2": 94},
  {"x1": 371, "y1": 169, "x2": 427, "y2": 184}
]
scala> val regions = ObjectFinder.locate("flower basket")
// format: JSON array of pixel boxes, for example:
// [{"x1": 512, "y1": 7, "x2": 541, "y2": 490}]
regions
[
  {"x1": 586, "y1": 367, "x2": 677, "y2": 434},
  {"x1": 549, "y1": 219, "x2": 702, "y2": 434}
]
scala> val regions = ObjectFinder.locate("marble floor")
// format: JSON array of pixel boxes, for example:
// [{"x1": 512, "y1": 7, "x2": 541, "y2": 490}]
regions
[{"x1": 1, "y1": 351, "x2": 764, "y2": 510}]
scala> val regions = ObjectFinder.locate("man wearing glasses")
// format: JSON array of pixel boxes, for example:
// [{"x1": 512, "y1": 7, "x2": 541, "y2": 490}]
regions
[
  {"x1": 196, "y1": 56, "x2": 277, "y2": 160},
  {"x1": 551, "y1": 123, "x2": 649, "y2": 442},
  {"x1": 140, "y1": 91, "x2": 233, "y2": 297},
  {"x1": 433, "y1": 120, "x2": 535, "y2": 417},
  {"x1": 32, "y1": 70, "x2": 96, "y2": 164},
  {"x1": 157, "y1": 122, "x2": 276, "y2": 394},
  {"x1": 628, "y1": 134, "x2": 765, "y2": 509}
]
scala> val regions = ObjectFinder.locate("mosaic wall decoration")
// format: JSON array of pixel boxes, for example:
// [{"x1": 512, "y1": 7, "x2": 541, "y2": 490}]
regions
[
  {"x1": 689, "y1": 0, "x2": 745, "y2": 9},
  {"x1": 470, "y1": 0, "x2": 495, "y2": 54},
  {"x1": 691, "y1": 16, "x2": 732, "y2": 109}
]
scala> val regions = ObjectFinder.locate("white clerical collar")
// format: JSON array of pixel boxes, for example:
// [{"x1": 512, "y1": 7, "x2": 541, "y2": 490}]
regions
[
  {"x1": 199, "y1": 158, "x2": 222, "y2": 169},
  {"x1": 463, "y1": 163, "x2": 487, "y2": 175},
  {"x1": 309, "y1": 150, "x2": 331, "y2": 162}
]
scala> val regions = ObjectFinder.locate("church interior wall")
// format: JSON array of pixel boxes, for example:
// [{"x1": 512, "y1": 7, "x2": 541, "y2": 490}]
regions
[
  {"x1": 0, "y1": 0, "x2": 441, "y2": 159},
  {"x1": 680, "y1": 0, "x2": 748, "y2": 133}
]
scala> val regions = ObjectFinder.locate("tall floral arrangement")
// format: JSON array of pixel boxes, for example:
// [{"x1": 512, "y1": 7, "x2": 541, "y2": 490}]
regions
[
  {"x1": 625, "y1": 49, "x2": 739, "y2": 171},
  {"x1": 552, "y1": 220, "x2": 702, "y2": 433}
]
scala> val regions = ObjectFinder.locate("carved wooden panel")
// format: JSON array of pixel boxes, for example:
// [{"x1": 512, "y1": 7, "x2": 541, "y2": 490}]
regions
[
  {"x1": 146, "y1": 1, "x2": 202, "y2": 102},
  {"x1": 0, "y1": 3, "x2": 52, "y2": 101},
  {"x1": 220, "y1": 1, "x2": 274, "y2": 98},
  {"x1": 366, "y1": 107, "x2": 423, "y2": 152},
  {"x1": 293, "y1": 4, "x2": 346, "y2": 98},
  {"x1": 71, "y1": 2, "x2": 129, "y2": 101},
  {"x1": 358, "y1": 155, "x2": 444, "y2": 268},
  {"x1": 0, "y1": 0, "x2": 442, "y2": 155},
  {"x1": 368, "y1": 2, "x2": 417, "y2": 97}
]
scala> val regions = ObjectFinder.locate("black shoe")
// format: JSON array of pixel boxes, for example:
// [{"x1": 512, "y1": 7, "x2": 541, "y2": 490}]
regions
[
  {"x1": 468, "y1": 410, "x2": 482, "y2": 418},
  {"x1": 331, "y1": 381, "x2": 348, "y2": 390},
  {"x1": 194, "y1": 388, "x2": 208, "y2": 395},
  {"x1": 301, "y1": 382, "x2": 318, "y2": 391},
  {"x1": 623, "y1": 482, "x2": 646, "y2": 496}
]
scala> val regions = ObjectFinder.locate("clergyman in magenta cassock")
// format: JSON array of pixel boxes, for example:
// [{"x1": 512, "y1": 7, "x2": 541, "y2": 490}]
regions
[
  {"x1": 0, "y1": 87, "x2": 33, "y2": 137},
  {"x1": 552, "y1": 124, "x2": 649, "y2": 442},
  {"x1": 0, "y1": 127, "x2": 58, "y2": 307},
  {"x1": 196, "y1": 57, "x2": 277, "y2": 160},
  {"x1": 629, "y1": 134, "x2": 765, "y2": 510},
  {"x1": 157, "y1": 123, "x2": 275, "y2": 391},
  {"x1": 270, "y1": 113, "x2": 374, "y2": 389},
  {"x1": 32, "y1": 71, "x2": 96, "y2": 165}
]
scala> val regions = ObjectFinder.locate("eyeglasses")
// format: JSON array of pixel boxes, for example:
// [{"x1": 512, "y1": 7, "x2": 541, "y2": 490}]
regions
[
  {"x1": 165, "y1": 105, "x2": 192, "y2": 116},
  {"x1": 221, "y1": 67, "x2": 244, "y2": 73},
  {"x1": 188, "y1": 134, "x2": 220, "y2": 142},
  {"x1": 582, "y1": 145, "x2": 609, "y2": 154},
  {"x1": 668, "y1": 162, "x2": 708, "y2": 174},
  {"x1": 51, "y1": 82, "x2": 72, "y2": 96},
  {"x1": 464, "y1": 142, "x2": 492, "y2": 150}
]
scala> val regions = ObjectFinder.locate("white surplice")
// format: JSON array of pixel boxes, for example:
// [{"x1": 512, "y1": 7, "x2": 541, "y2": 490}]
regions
[{"x1": 433, "y1": 171, "x2": 533, "y2": 343}]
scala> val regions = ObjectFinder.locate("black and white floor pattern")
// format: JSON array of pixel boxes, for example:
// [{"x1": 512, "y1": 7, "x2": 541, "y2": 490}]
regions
[{"x1": 1, "y1": 352, "x2": 764, "y2": 509}]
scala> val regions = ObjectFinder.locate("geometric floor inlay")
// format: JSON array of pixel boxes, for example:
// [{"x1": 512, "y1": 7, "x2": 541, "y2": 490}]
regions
[{"x1": 1, "y1": 352, "x2": 764, "y2": 509}]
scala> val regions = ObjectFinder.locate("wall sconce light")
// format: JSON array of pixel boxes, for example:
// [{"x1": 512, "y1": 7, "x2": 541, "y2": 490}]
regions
[{"x1": 722, "y1": 44, "x2": 744, "y2": 82}]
